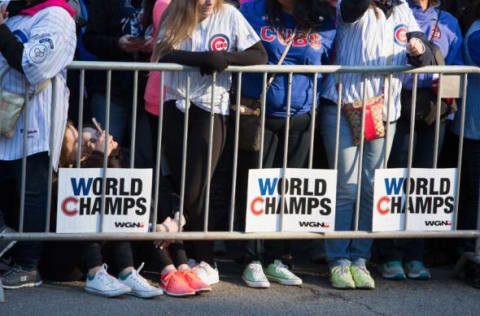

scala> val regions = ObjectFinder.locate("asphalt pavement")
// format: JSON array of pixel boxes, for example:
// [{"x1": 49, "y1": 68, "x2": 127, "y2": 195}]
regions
[{"x1": 1, "y1": 256, "x2": 479, "y2": 316}]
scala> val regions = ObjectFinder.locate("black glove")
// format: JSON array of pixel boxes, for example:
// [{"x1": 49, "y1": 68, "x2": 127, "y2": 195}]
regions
[
  {"x1": 373, "y1": 0, "x2": 402, "y2": 9},
  {"x1": 198, "y1": 51, "x2": 229, "y2": 76}
]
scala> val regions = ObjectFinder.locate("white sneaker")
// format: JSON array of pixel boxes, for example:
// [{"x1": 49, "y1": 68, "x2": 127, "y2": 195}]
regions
[
  {"x1": 193, "y1": 261, "x2": 219, "y2": 285},
  {"x1": 85, "y1": 264, "x2": 132, "y2": 297},
  {"x1": 118, "y1": 263, "x2": 163, "y2": 298},
  {"x1": 242, "y1": 261, "x2": 270, "y2": 288}
]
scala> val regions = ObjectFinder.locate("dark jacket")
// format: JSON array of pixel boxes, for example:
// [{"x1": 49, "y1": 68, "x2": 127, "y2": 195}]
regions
[{"x1": 82, "y1": 0, "x2": 148, "y2": 99}]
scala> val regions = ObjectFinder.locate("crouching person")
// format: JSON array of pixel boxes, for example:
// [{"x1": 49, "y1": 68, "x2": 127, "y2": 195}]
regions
[{"x1": 0, "y1": 0, "x2": 76, "y2": 289}]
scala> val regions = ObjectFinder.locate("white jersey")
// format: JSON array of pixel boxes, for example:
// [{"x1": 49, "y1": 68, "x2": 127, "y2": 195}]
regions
[
  {"x1": 0, "y1": 3, "x2": 76, "y2": 168},
  {"x1": 321, "y1": 0, "x2": 421, "y2": 122},
  {"x1": 162, "y1": 3, "x2": 260, "y2": 115}
]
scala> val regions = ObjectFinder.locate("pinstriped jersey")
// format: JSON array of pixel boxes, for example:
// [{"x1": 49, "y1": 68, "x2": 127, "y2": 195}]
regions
[
  {"x1": 0, "y1": 4, "x2": 76, "y2": 168},
  {"x1": 161, "y1": 3, "x2": 260, "y2": 115},
  {"x1": 321, "y1": 0, "x2": 420, "y2": 122}
]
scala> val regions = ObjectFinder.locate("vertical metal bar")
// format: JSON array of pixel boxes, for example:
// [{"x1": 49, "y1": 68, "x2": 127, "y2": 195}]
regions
[
  {"x1": 354, "y1": 76, "x2": 368, "y2": 231},
  {"x1": 433, "y1": 73, "x2": 443, "y2": 168},
  {"x1": 334, "y1": 76, "x2": 342, "y2": 170},
  {"x1": 129, "y1": 70, "x2": 139, "y2": 168},
  {"x1": 258, "y1": 72, "x2": 268, "y2": 169},
  {"x1": 203, "y1": 73, "x2": 216, "y2": 232},
  {"x1": 308, "y1": 72, "x2": 318, "y2": 169},
  {"x1": 19, "y1": 80, "x2": 29, "y2": 233},
  {"x1": 404, "y1": 74, "x2": 418, "y2": 230},
  {"x1": 279, "y1": 73, "x2": 293, "y2": 232},
  {"x1": 151, "y1": 72, "x2": 165, "y2": 230},
  {"x1": 383, "y1": 74, "x2": 393, "y2": 169},
  {"x1": 178, "y1": 73, "x2": 191, "y2": 232},
  {"x1": 45, "y1": 77, "x2": 57, "y2": 232},
  {"x1": 100, "y1": 70, "x2": 112, "y2": 233},
  {"x1": 229, "y1": 72, "x2": 242, "y2": 232},
  {"x1": 454, "y1": 74, "x2": 468, "y2": 230},
  {"x1": 76, "y1": 70, "x2": 85, "y2": 168}
]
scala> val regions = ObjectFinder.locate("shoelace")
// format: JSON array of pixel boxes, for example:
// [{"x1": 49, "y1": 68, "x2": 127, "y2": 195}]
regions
[
  {"x1": 129, "y1": 263, "x2": 152, "y2": 289},
  {"x1": 2, "y1": 265, "x2": 23, "y2": 277},
  {"x1": 354, "y1": 265, "x2": 371, "y2": 276},
  {"x1": 333, "y1": 265, "x2": 350, "y2": 275},
  {"x1": 249, "y1": 263, "x2": 265, "y2": 278},
  {"x1": 275, "y1": 261, "x2": 294, "y2": 276}
]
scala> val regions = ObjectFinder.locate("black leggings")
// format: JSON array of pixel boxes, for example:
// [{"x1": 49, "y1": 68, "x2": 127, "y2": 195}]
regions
[
  {"x1": 235, "y1": 112, "x2": 312, "y2": 264},
  {"x1": 149, "y1": 101, "x2": 227, "y2": 267},
  {"x1": 84, "y1": 242, "x2": 133, "y2": 272}
]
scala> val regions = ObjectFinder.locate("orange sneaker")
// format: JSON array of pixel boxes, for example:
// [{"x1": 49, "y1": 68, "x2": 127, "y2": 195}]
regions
[
  {"x1": 159, "y1": 270, "x2": 195, "y2": 297},
  {"x1": 182, "y1": 269, "x2": 212, "y2": 293}
]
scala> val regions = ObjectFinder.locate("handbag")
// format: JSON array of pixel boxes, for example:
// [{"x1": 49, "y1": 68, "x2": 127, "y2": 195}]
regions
[
  {"x1": 400, "y1": 9, "x2": 458, "y2": 126},
  {"x1": 230, "y1": 28, "x2": 300, "y2": 152},
  {"x1": 342, "y1": 95, "x2": 385, "y2": 146},
  {"x1": 0, "y1": 68, "x2": 50, "y2": 139}
]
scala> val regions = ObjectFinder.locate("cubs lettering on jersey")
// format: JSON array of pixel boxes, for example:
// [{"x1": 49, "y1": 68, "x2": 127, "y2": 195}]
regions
[
  {"x1": 163, "y1": 4, "x2": 260, "y2": 115},
  {"x1": 240, "y1": 0, "x2": 336, "y2": 118},
  {"x1": 394, "y1": 24, "x2": 408, "y2": 46},
  {"x1": 0, "y1": 4, "x2": 76, "y2": 168}
]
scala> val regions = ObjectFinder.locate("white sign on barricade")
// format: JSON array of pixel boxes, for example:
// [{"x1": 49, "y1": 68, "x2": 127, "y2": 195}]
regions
[
  {"x1": 246, "y1": 168, "x2": 337, "y2": 233},
  {"x1": 372, "y1": 168, "x2": 457, "y2": 232},
  {"x1": 56, "y1": 168, "x2": 152, "y2": 233}
]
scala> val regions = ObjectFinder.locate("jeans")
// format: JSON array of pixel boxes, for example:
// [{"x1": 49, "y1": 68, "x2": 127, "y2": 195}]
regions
[
  {"x1": 0, "y1": 152, "x2": 49, "y2": 270},
  {"x1": 319, "y1": 106, "x2": 396, "y2": 267},
  {"x1": 236, "y1": 112, "x2": 312, "y2": 265},
  {"x1": 377, "y1": 119, "x2": 446, "y2": 262}
]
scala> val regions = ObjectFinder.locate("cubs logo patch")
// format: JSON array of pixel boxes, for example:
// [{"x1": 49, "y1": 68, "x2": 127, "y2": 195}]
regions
[
  {"x1": 28, "y1": 43, "x2": 49, "y2": 64},
  {"x1": 394, "y1": 24, "x2": 408, "y2": 46},
  {"x1": 209, "y1": 34, "x2": 230, "y2": 52},
  {"x1": 430, "y1": 24, "x2": 441, "y2": 39}
]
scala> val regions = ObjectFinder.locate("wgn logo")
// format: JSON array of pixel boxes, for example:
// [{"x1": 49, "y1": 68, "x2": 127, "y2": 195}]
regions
[
  {"x1": 424, "y1": 220, "x2": 452, "y2": 227},
  {"x1": 114, "y1": 222, "x2": 145, "y2": 228},
  {"x1": 298, "y1": 221, "x2": 330, "y2": 228}
]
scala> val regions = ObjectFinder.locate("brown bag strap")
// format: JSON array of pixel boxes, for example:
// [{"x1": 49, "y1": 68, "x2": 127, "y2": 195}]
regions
[{"x1": 265, "y1": 27, "x2": 309, "y2": 92}]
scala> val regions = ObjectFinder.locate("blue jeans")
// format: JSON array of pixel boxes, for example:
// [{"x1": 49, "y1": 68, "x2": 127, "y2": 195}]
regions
[
  {"x1": 319, "y1": 106, "x2": 396, "y2": 267},
  {"x1": 377, "y1": 119, "x2": 446, "y2": 262}
]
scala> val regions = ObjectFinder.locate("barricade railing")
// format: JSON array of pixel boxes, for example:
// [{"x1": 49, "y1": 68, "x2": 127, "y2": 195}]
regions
[{"x1": 0, "y1": 62, "x2": 479, "y2": 249}]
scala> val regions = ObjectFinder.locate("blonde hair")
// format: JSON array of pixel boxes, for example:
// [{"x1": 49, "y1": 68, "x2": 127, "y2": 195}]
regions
[{"x1": 153, "y1": 0, "x2": 224, "y2": 61}]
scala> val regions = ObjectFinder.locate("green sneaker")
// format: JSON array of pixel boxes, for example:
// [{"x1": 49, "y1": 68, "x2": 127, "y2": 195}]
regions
[
  {"x1": 242, "y1": 261, "x2": 270, "y2": 288},
  {"x1": 265, "y1": 260, "x2": 302, "y2": 286},
  {"x1": 350, "y1": 265, "x2": 375, "y2": 289},
  {"x1": 330, "y1": 265, "x2": 355, "y2": 289}
]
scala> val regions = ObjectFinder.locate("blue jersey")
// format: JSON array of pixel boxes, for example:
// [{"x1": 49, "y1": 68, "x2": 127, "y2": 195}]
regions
[
  {"x1": 239, "y1": 0, "x2": 336, "y2": 118},
  {"x1": 468, "y1": 30, "x2": 480, "y2": 65},
  {"x1": 403, "y1": 1, "x2": 463, "y2": 89}
]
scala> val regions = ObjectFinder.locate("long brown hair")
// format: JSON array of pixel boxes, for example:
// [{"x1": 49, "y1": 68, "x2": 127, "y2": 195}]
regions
[{"x1": 153, "y1": 0, "x2": 224, "y2": 61}]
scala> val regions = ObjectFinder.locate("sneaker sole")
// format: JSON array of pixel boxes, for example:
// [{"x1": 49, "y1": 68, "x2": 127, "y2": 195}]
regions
[
  {"x1": 330, "y1": 281, "x2": 355, "y2": 289},
  {"x1": 127, "y1": 290, "x2": 164, "y2": 298},
  {"x1": 162, "y1": 289, "x2": 196, "y2": 297},
  {"x1": 0, "y1": 241, "x2": 17, "y2": 258},
  {"x1": 266, "y1": 275, "x2": 302, "y2": 286},
  {"x1": 382, "y1": 272, "x2": 406, "y2": 280},
  {"x1": 194, "y1": 287, "x2": 212, "y2": 294},
  {"x1": 407, "y1": 273, "x2": 431, "y2": 280},
  {"x1": 242, "y1": 275, "x2": 270, "y2": 288},
  {"x1": 2, "y1": 280, "x2": 42, "y2": 289},
  {"x1": 84, "y1": 286, "x2": 131, "y2": 297}
]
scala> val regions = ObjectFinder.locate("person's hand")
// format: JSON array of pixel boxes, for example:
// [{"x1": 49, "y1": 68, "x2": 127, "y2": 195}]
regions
[
  {"x1": 139, "y1": 36, "x2": 154, "y2": 53},
  {"x1": 118, "y1": 35, "x2": 146, "y2": 53},
  {"x1": 199, "y1": 51, "x2": 228, "y2": 76},
  {"x1": 93, "y1": 131, "x2": 118, "y2": 157},
  {"x1": 0, "y1": 5, "x2": 9, "y2": 25},
  {"x1": 406, "y1": 37, "x2": 425, "y2": 56}
]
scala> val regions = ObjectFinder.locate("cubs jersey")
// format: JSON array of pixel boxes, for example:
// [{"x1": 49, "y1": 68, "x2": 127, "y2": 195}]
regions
[
  {"x1": 162, "y1": 3, "x2": 260, "y2": 115},
  {"x1": 240, "y1": 0, "x2": 336, "y2": 118},
  {"x1": 0, "y1": 2, "x2": 76, "y2": 168},
  {"x1": 321, "y1": 0, "x2": 421, "y2": 122}
]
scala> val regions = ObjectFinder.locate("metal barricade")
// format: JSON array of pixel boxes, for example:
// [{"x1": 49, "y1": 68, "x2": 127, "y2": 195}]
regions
[{"x1": 0, "y1": 62, "x2": 479, "y2": 248}]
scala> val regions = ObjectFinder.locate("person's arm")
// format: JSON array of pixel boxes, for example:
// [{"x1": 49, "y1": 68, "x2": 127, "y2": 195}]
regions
[
  {"x1": 406, "y1": 32, "x2": 436, "y2": 66},
  {"x1": 0, "y1": 24, "x2": 24, "y2": 72},
  {"x1": 223, "y1": 42, "x2": 267, "y2": 65},
  {"x1": 340, "y1": 0, "x2": 370, "y2": 23},
  {"x1": 468, "y1": 30, "x2": 480, "y2": 66}
]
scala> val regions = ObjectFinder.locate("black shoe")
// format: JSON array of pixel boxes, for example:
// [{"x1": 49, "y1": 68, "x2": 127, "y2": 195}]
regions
[
  {"x1": 0, "y1": 226, "x2": 17, "y2": 258},
  {"x1": 1, "y1": 265, "x2": 42, "y2": 289}
]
